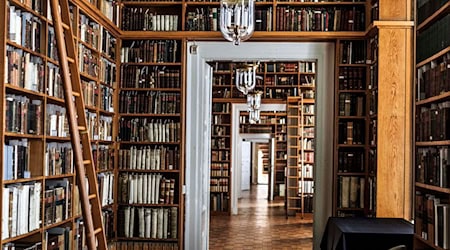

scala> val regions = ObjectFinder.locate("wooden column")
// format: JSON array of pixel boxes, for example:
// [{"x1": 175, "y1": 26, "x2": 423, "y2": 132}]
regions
[{"x1": 375, "y1": 0, "x2": 414, "y2": 219}]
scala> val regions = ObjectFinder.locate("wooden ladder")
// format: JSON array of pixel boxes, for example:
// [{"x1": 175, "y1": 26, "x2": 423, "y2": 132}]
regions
[{"x1": 48, "y1": 0, "x2": 107, "y2": 249}]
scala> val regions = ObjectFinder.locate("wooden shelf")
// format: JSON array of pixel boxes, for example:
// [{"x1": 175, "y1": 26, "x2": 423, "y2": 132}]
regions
[
  {"x1": 415, "y1": 140, "x2": 450, "y2": 147},
  {"x1": 415, "y1": 182, "x2": 450, "y2": 194},
  {"x1": 416, "y1": 1, "x2": 450, "y2": 32}
]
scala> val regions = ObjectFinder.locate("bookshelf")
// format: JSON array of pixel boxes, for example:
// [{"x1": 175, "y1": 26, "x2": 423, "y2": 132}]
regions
[
  {"x1": 117, "y1": 38, "x2": 183, "y2": 248},
  {"x1": 414, "y1": 0, "x2": 450, "y2": 249},
  {"x1": 333, "y1": 39, "x2": 377, "y2": 217},
  {"x1": 0, "y1": 0, "x2": 119, "y2": 248}
]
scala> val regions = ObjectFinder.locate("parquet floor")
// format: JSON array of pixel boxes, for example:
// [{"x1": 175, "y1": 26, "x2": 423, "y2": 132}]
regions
[{"x1": 209, "y1": 184, "x2": 313, "y2": 250}]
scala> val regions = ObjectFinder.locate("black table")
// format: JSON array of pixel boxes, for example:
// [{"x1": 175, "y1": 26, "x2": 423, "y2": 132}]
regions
[{"x1": 320, "y1": 217, "x2": 414, "y2": 250}]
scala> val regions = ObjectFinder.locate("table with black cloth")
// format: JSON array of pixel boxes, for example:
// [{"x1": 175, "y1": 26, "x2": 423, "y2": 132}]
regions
[{"x1": 320, "y1": 217, "x2": 414, "y2": 250}]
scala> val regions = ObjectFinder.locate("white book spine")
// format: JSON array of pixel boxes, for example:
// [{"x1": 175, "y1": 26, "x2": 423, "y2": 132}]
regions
[
  {"x1": 151, "y1": 209, "x2": 158, "y2": 238},
  {"x1": 137, "y1": 174, "x2": 143, "y2": 204},
  {"x1": 157, "y1": 208, "x2": 163, "y2": 239},
  {"x1": 138, "y1": 207, "x2": 145, "y2": 237},
  {"x1": 163, "y1": 208, "x2": 168, "y2": 239},
  {"x1": 142, "y1": 174, "x2": 148, "y2": 204},
  {"x1": 2, "y1": 187, "x2": 9, "y2": 239},
  {"x1": 145, "y1": 208, "x2": 151, "y2": 238}
]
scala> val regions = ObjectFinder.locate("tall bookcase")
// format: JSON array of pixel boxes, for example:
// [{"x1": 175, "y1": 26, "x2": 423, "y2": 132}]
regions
[
  {"x1": 116, "y1": 38, "x2": 184, "y2": 248},
  {"x1": 414, "y1": 0, "x2": 450, "y2": 249},
  {"x1": 0, "y1": 0, "x2": 119, "y2": 248},
  {"x1": 333, "y1": 38, "x2": 378, "y2": 217}
]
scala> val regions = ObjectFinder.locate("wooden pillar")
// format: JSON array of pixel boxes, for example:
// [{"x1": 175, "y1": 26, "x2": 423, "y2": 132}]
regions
[{"x1": 375, "y1": 0, "x2": 414, "y2": 219}]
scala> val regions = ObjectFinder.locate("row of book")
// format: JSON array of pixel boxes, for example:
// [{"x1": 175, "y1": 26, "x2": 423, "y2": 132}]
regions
[
  {"x1": 118, "y1": 173, "x2": 176, "y2": 205},
  {"x1": 276, "y1": 6, "x2": 365, "y2": 32},
  {"x1": 416, "y1": 147, "x2": 449, "y2": 188},
  {"x1": 48, "y1": 26, "x2": 58, "y2": 61},
  {"x1": 337, "y1": 149, "x2": 364, "y2": 173},
  {"x1": 416, "y1": 14, "x2": 450, "y2": 63},
  {"x1": 416, "y1": 101, "x2": 450, "y2": 141},
  {"x1": 118, "y1": 146, "x2": 180, "y2": 170},
  {"x1": 6, "y1": 46, "x2": 44, "y2": 93},
  {"x1": 415, "y1": 192, "x2": 450, "y2": 249},
  {"x1": 85, "y1": 113, "x2": 113, "y2": 141},
  {"x1": 119, "y1": 207, "x2": 178, "y2": 239},
  {"x1": 338, "y1": 93, "x2": 365, "y2": 116},
  {"x1": 79, "y1": 13, "x2": 100, "y2": 49},
  {"x1": 119, "y1": 91, "x2": 181, "y2": 114},
  {"x1": 299, "y1": 180, "x2": 313, "y2": 194},
  {"x1": 45, "y1": 142, "x2": 74, "y2": 176},
  {"x1": 5, "y1": 95, "x2": 42, "y2": 135},
  {"x1": 48, "y1": 63, "x2": 63, "y2": 98},
  {"x1": 185, "y1": 7, "x2": 218, "y2": 31},
  {"x1": 120, "y1": 66, "x2": 181, "y2": 89},
  {"x1": 112, "y1": 242, "x2": 179, "y2": 250},
  {"x1": 82, "y1": 80, "x2": 99, "y2": 107},
  {"x1": 212, "y1": 114, "x2": 230, "y2": 125},
  {"x1": 99, "y1": 0, "x2": 120, "y2": 26},
  {"x1": 78, "y1": 43, "x2": 99, "y2": 78},
  {"x1": 100, "y1": 58, "x2": 117, "y2": 87},
  {"x1": 8, "y1": 5, "x2": 42, "y2": 52},
  {"x1": 122, "y1": 8, "x2": 179, "y2": 31},
  {"x1": 339, "y1": 40, "x2": 366, "y2": 64},
  {"x1": 211, "y1": 150, "x2": 229, "y2": 161},
  {"x1": 212, "y1": 75, "x2": 231, "y2": 86},
  {"x1": 93, "y1": 144, "x2": 114, "y2": 171},
  {"x1": 2, "y1": 182, "x2": 41, "y2": 239},
  {"x1": 210, "y1": 193, "x2": 229, "y2": 212},
  {"x1": 212, "y1": 103, "x2": 231, "y2": 113},
  {"x1": 369, "y1": 89, "x2": 378, "y2": 115},
  {"x1": 101, "y1": 28, "x2": 117, "y2": 60},
  {"x1": 118, "y1": 118, "x2": 181, "y2": 142},
  {"x1": 301, "y1": 164, "x2": 313, "y2": 179},
  {"x1": 3, "y1": 139, "x2": 30, "y2": 180},
  {"x1": 210, "y1": 178, "x2": 229, "y2": 192},
  {"x1": 338, "y1": 120, "x2": 365, "y2": 145},
  {"x1": 211, "y1": 137, "x2": 227, "y2": 149},
  {"x1": 46, "y1": 104, "x2": 69, "y2": 137},
  {"x1": 338, "y1": 66, "x2": 366, "y2": 90},
  {"x1": 44, "y1": 179, "x2": 70, "y2": 226},
  {"x1": 211, "y1": 163, "x2": 229, "y2": 177},
  {"x1": 302, "y1": 151, "x2": 314, "y2": 163},
  {"x1": 211, "y1": 124, "x2": 230, "y2": 136},
  {"x1": 417, "y1": 53, "x2": 450, "y2": 100},
  {"x1": 121, "y1": 40, "x2": 179, "y2": 63},
  {"x1": 338, "y1": 176, "x2": 364, "y2": 209},
  {"x1": 417, "y1": 0, "x2": 448, "y2": 25},
  {"x1": 12, "y1": 0, "x2": 43, "y2": 14},
  {"x1": 98, "y1": 172, "x2": 114, "y2": 206}
]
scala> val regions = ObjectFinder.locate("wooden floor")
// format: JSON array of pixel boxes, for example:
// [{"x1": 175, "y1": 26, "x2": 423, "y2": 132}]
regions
[{"x1": 209, "y1": 184, "x2": 313, "y2": 249}]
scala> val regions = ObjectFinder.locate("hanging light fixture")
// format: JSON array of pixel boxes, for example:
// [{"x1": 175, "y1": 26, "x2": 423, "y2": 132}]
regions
[
  {"x1": 219, "y1": 0, "x2": 255, "y2": 45},
  {"x1": 235, "y1": 63, "x2": 258, "y2": 95},
  {"x1": 247, "y1": 90, "x2": 262, "y2": 124}
]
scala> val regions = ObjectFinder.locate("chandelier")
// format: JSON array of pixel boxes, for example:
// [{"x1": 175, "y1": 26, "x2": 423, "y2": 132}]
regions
[
  {"x1": 219, "y1": 0, "x2": 255, "y2": 45},
  {"x1": 235, "y1": 62, "x2": 262, "y2": 123},
  {"x1": 247, "y1": 91, "x2": 262, "y2": 124}
]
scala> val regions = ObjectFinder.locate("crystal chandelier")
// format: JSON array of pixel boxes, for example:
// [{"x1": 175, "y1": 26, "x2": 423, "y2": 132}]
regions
[
  {"x1": 219, "y1": 0, "x2": 255, "y2": 45},
  {"x1": 235, "y1": 62, "x2": 262, "y2": 123},
  {"x1": 235, "y1": 63, "x2": 258, "y2": 95},
  {"x1": 247, "y1": 90, "x2": 262, "y2": 124}
]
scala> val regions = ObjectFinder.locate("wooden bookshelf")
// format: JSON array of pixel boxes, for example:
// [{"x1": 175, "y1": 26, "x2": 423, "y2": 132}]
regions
[
  {"x1": 414, "y1": 0, "x2": 450, "y2": 248},
  {"x1": 0, "y1": 0, "x2": 119, "y2": 248}
]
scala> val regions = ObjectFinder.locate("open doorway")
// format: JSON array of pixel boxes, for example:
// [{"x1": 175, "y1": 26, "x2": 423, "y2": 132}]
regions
[{"x1": 185, "y1": 42, "x2": 335, "y2": 250}]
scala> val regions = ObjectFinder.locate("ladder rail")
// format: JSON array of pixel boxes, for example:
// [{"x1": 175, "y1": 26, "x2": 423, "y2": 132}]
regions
[{"x1": 48, "y1": 0, "x2": 107, "y2": 249}]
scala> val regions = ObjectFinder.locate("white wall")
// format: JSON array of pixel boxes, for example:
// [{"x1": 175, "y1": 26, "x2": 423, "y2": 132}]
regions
[
  {"x1": 185, "y1": 41, "x2": 335, "y2": 250},
  {"x1": 241, "y1": 141, "x2": 251, "y2": 191}
]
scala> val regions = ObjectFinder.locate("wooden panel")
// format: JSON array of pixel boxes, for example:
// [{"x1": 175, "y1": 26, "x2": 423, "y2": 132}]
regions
[
  {"x1": 379, "y1": 0, "x2": 412, "y2": 21},
  {"x1": 377, "y1": 27, "x2": 413, "y2": 218}
]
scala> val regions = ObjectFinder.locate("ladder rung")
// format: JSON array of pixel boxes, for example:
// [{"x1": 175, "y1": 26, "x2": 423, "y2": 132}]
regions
[
  {"x1": 78, "y1": 126, "x2": 87, "y2": 131},
  {"x1": 83, "y1": 160, "x2": 92, "y2": 165},
  {"x1": 61, "y1": 22, "x2": 70, "y2": 30},
  {"x1": 73, "y1": 91, "x2": 81, "y2": 97},
  {"x1": 93, "y1": 228, "x2": 102, "y2": 235},
  {"x1": 67, "y1": 57, "x2": 75, "y2": 64},
  {"x1": 88, "y1": 194, "x2": 96, "y2": 200}
]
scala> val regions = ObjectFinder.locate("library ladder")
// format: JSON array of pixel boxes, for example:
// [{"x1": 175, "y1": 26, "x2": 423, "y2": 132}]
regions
[{"x1": 48, "y1": 0, "x2": 108, "y2": 249}]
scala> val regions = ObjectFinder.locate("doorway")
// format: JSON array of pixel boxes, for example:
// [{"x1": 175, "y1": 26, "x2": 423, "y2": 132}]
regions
[{"x1": 185, "y1": 42, "x2": 335, "y2": 250}]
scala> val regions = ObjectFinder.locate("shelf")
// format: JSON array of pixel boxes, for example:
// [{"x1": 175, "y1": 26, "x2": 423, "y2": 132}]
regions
[
  {"x1": 119, "y1": 141, "x2": 181, "y2": 145},
  {"x1": 415, "y1": 91, "x2": 450, "y2": 106},
  {"x1": 1, "y1": 228, "x2": 42, "y2": 245},
  {"x1": 5, "y1": 84, "x2": 45, "y2": 98},
  {"x1": 336, "y1": 172, "x2": 366, "y2": 176},
  {"x1": 120, "y1": 62, "x2": 182, "y2": 66},
  {"x1": 121, "y1": 31, "x2": 367, "y2": 40},
  {"x1": 417, "y1": 2, "x2": 450, "y2": 32},
  {"x1": 337, "y1": 89, "x2": 366, "y2": 93},
  {"x1": 416, "y1": 45, "x2": 450, "y2": 67},
  {"x1": 116, "y1": 237, "x2": 179, "y2": 242},
  {"x1": 337, "y1": 115, "x2": 366, "y2": 119},
  {"x1": 119, "y1": 113, "x2": 181, "y2": 117},
  {"x1": 118, "y1": 169, "x2": 180, "y2": 173},
  {"x1": 3, "y1": 176, "x2": 44, "y2": 185},
  {"x1": 44, "y1": 173, "x2": 75, "y2": 180},
  {"x1": 415, "y1": 140, "x2": 450, "y2": 147},
  {"x1": 121, "y1": 1, "x2": 183, "y2": 6},
  {"x1": 414, "y1": 234, "x2": 445, "y2": 250},
  {"x1": 415, "y1": 182, "x2": 450, "y2": 194},
  {"x1": 4, "y1": 132, "x2": 43, "y2": 139},
  {"x1": 119, "y1": 87, "x2": 181, "y2": 91},
  {"x1": 118, "y1": 203, "x2": 179, "y2": 207}
]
